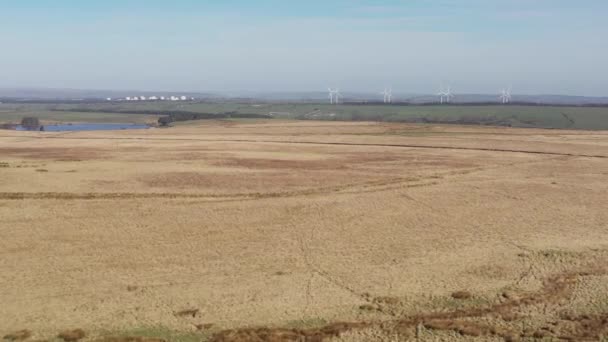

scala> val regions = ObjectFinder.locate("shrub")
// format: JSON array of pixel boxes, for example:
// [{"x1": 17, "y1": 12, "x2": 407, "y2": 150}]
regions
[{"x1": 21, "y1": 117, "x2": 40, "y2": 128}]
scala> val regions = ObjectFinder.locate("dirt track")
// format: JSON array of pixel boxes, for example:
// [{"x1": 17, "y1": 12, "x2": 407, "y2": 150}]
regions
[{"x1": 1, "y1": 120, "x2": 607, "y2": 341}]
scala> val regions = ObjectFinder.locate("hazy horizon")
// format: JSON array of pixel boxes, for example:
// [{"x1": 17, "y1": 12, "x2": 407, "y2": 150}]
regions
[
  {"x1": 3, "y1": 86, "x2": 608, "y2": 99},
  {"x1": 2, "y1": 0, "x2": 607, "y2": 96}
]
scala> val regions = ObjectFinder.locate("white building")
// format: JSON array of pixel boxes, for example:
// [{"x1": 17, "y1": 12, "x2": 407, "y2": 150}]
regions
[{"x1": 180, "y1": 96, "x2": 187, "y2": 101}]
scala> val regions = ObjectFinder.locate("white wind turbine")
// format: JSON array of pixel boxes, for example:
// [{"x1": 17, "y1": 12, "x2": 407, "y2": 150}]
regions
[
  {"x1": 382, "y1": 87, "x2": 393, "y2": 103},
  {"x1": 438, "y1": 84, "x2": 454, "y2": 104},
  {"x1": 328, "y1": 88, "x2": 341, "y2": 104},
  {"x1": 500, "y1": 86, "x2": 512, "y2": 104},
  {"x1": 334, "y1": 88, "x2": 342, "y2": 104}
]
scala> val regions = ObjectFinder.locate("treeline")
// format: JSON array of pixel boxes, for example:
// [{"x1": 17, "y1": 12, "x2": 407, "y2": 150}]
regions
[
  {"x1": 21, "y1": 117, "x2": 41, "y2": 127},
  {"x1": 157, "y1": 111, "x2": 272, "y2": 126},
  {"x1": 49, "y1": 108, "x2": 272, "y2": 125}
]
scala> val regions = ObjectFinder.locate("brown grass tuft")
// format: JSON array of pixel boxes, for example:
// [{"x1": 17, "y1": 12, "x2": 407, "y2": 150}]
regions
[
  {"x1": 358, "y1": 304, "x2": 376, "y2": 311},
  {"x1": 195, "y1": 323, "x2": 215, "y2": 330},
  {"x1": 57, "y1": 329, "x2": 86, "y2": 342},
  {"x1": 3, "y1": 329, "x2": 32, "y2": 341},
  {"x1": 174, "y1": 308, "x2": 199, "y2": 318},
  {"x1": 210, "y1": 322, "x2": 370, "y2": 342},
  {"x1": 451, "y1": 291, "x2": 472, "y2": 300}
]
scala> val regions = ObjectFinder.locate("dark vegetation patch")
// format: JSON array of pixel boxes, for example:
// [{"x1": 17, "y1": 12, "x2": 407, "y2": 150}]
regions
[
  {"x1": 210, "y1": 269, "x2": 607, "y2": 342},
  {"x1": 194, "y1": 324, "x2": 215, "y2": 331},
  {"x1": 358, "y1": 304, "x2": 377, "y2": 312},
  {"x1": 20, "y1": 117, "x2": 40, "y2": 129},
  {"x1": 405, "y1": 116, "x2": 525, "y2": 127},
  {"x1": 0, "y1": 147, "x2": 104, "y2": 161},
  {"x1": 451, "y1": 291, "x2": 473, "y2": 300},
  {"x1": 210, "y1": 322, "x2": 370, "y2": 342},
  {"x1": 57, "y1": 329, "x2": 86, "y2": 342},
  {"x1": 3, "y1": 329, "x2": 32, "y2": 341},
  {"x1": 51, "y1": 108, "x2": 272, "y2": 126},
  {"x1": 174, "y1": 309, "x2": 199, "y2": 318},
  {"x1": 126, "y1": 285, "x2": 139, "y2": 292},
  {"x1": 157, "y1": 112, "x2": 272, "y2": 126}
]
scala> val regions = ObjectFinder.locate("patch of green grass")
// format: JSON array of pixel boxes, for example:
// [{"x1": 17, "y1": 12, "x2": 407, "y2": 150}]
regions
[
  {"x1": 98, "y1": 326, "x2": 209, "y2": 342},
  {"x1": 0, "y1": 104, "x2": 157, "y2": 124},
  {"x1": 283, "y1": 317, "x2": 329, "y2": 330}
]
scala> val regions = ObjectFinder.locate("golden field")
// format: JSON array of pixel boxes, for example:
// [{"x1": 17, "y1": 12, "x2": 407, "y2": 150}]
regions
[{"x1": 1, "y1": 120, "x2": 608, "y2": 341}]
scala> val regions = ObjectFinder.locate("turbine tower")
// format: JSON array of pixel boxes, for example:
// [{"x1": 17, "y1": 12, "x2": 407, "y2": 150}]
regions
[
  {"x1": 334, "y1": 88, "x2": 341, "y2": 104},
  {"x1": 500, "y1": 86, "x2": 512, "y2": 104},
  {"x1": 382, "y1": 87, "x2": 392, "y2": 104},
  {"x1": 328, "y1": 88, "x2": 340, "y2": 104},
  {"x1": 445, "y1": 86, "x2": 454, "y2": 103},
  {"x1": 438, "y1": 84, "x2": 454, "y2": 104}
]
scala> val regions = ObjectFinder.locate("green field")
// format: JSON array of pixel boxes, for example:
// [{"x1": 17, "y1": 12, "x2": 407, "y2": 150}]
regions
[
  {"x1": 2, "y1": 102, "x2": 608, "y2": 129},
  {"x1": 0, "y1": 104, "x2": 158, "y2": 124}
]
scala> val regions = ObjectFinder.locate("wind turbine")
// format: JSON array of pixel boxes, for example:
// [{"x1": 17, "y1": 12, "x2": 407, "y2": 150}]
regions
[
  {"x1": 382, "y1": 87, "x2": 392, "y2": 104},
  {"x1": 328, "y1": 88, "x2": 341, "y2": 104},
  {"x1": 438, "y1": 84, "x2": 454, "y2": 104},
  {"x1": 445, "y1": 86, "x2": 454, "y2": 103},
  {"x1": 500, "y1": 86, "x2": 512, "y2": 104},
  {"x1": 334, "y1": 88, "x2": 341, "y2": 104}
]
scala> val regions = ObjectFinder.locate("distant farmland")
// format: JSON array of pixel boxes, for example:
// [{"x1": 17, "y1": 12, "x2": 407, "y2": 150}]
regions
[
  {"x1": 0, "y1": 103, "x2": 158, "y2": 124},
  {"x1": 2, "y1": 102, "x2": 608, "y2": 129}
]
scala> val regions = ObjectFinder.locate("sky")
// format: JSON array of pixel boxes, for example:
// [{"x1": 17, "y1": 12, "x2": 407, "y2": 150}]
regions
[{"x1": 1, "y1": 0, "x2": 607, "y2": 96}]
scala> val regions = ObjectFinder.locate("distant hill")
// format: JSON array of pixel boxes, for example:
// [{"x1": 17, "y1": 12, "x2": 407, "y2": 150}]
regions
[
  {"x1": 403, "y1": 94, "x2": 608, "y2": 105},
  {"x1": 1, "y1": 87, "x2": 607, "y2": 106},
  {"x1": 0, "y1": 88, "x2": 215, "y2": 100}
]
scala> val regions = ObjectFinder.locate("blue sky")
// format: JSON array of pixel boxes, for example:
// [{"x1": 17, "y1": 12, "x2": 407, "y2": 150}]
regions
[{"x1": 1, "y1": 0, "x2": 607, "y2": 95}]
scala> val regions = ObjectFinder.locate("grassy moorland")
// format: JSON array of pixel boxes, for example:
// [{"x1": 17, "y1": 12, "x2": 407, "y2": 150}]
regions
[{"x1": 1, "y1": 121, "x2": 608, "y2": 341}]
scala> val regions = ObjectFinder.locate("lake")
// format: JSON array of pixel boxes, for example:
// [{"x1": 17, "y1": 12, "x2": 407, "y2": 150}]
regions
[{"x1": 15, "y1": 123, "x2": 150, "y2": 132}]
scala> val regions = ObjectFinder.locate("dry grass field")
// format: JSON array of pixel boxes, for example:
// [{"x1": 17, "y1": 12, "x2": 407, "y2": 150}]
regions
[{"x1": 1, "y1": 120, "x2": 608, "y2": 341}]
